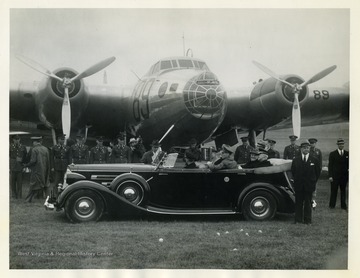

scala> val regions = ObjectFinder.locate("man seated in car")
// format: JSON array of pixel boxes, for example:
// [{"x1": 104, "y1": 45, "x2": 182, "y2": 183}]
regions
[
  {"x1": 242, "y1": 148, "x2": 272, "y2": 169},
  {"x1": 207, "y1": 144, "x2": 238, "y2": 171}
]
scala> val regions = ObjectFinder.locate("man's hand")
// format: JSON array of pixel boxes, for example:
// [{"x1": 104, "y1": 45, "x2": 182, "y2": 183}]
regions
[{"x1": 329, "y1": 177, "x2": 333, "y2": 182}]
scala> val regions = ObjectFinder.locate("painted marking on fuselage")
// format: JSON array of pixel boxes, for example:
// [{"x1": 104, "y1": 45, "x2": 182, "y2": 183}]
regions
[{"x1": 313, "y1": 90, "x2": 330, "y2": 100}]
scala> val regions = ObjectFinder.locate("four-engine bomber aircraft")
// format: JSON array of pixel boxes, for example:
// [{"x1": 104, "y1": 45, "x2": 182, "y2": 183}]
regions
[{"x1": 10, "y1": 55, "x2": 349, "y2": 148}]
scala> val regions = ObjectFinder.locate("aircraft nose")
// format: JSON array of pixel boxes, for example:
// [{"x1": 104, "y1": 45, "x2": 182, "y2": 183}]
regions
[{"x1": 183, "y1": 71, "x2": 226, "y2": 119}]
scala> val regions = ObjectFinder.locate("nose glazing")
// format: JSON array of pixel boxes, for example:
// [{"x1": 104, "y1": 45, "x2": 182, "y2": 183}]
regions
[{"x1": 183, "y1": 71, "x2": 226, "y2": 119}]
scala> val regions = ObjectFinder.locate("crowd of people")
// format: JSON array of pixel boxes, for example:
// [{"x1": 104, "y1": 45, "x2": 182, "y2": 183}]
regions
[{"x1": 10, "y1": 133, "x2": 349, "y2": 225}]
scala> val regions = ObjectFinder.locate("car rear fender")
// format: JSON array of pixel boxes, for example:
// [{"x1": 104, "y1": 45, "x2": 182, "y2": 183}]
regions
[
  {"x1": 237, "y1": 182, "x2": 284, "y2": 212},
  {"x1": 57, "y1": 180, "x2": 149, "y2": 214}
]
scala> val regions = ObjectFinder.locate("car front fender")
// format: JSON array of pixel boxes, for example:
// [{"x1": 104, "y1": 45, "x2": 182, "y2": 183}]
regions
[{"x1": 56, "y1": 180, "x2": 149, "y2": 215}]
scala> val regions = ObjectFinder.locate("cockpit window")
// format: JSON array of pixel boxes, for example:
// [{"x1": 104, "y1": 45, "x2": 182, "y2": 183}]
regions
[
  {"x1": 152, "y1": 62, "x2": 160, "y2": 74},
  {"x1": 178, "y1": 59, "x2": 194, "y2": 68},
  {"x1": 147, "y1": 58, "x2": 210, "y2": 75},
  {"x1": 198, "y1": 61, "x2": 209, "y2": 71},
  {"x1": 171, "y1": 60, "x2": 178, "y2": 67},
  {"x1": 160, "y1": 60, "x2": 172, "y2": 70}
]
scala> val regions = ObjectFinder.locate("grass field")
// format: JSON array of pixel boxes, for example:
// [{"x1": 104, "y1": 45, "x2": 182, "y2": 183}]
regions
[{"x1": 9, "y1": 177, "x2": 348, "y2": 270}]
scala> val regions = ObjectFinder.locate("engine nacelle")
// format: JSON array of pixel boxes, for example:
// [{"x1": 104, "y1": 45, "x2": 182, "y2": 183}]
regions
[
  {"x1": 34, "y1": 67, "x2": 89, "y2": 130},
  {"x1": 248, "y1": 75, "x2": 308, "y2": 129}
]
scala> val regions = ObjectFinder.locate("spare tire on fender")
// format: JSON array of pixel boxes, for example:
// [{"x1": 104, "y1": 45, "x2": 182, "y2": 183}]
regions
[{"x1": 109, "y1": 173, "x2": 150, "y2": 206}]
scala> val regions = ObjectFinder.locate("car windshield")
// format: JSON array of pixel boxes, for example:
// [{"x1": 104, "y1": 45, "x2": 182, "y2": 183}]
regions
[{"x1": 161, "y1": 153, "x2": 178, "y2": 168}]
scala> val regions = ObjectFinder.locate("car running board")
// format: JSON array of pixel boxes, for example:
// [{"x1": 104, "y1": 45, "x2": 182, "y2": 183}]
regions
[{"x1": 146, "y1": 206, "x2": 237, "y2": 215}]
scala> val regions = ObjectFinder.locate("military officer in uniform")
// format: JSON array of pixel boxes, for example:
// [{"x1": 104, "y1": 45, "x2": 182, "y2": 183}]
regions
[
  {"x1": 9, "y1": 135, "x2": 27, "y2": 199},
  {"x1": 208, "y1": 144, "x2": 238, "y2": 171},
  {"x1": 283, "y1": 135, "x2": 301, "y2": 160},
  {"x1": 308, "y1": 138, "x2": 323, "y2": 170},
  {"x1": 50, "y1": 134, "x2": 70, "y2": 196},
  {"x1": 111, "y1": 133, "x2": 131, "y2": 163},
  {"x1": 234, "y1": 136, "x2": 254, "y2": 165},
  {"x1": 70, "y1": 135, "x2": 89, "y2": 164},
  {"x1": 90, "y1": 136, "x2": 109, "y2": 164},
  {"x1": 267, "y1": 139, "x2": 280, "y2": 159}
]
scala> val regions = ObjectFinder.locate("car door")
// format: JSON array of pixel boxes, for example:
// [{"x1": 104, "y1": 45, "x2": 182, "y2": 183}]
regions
[{"x1": 147, "y1": 168, "x2": 207, "y2": 209}]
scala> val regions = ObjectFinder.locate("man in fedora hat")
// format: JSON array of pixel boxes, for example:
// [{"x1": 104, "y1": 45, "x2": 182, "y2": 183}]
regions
[
  {"x1": 234, "y1": 136, "x2": 254, "y2": 165},
  {"x1": 70, "y1": 134, "x2": 89, "y2": 164},
  {"x1": 283, "y1": 135, "x2": 301, "y2": 160},
  {"x1": 291, "y1": 141, "x2": 321, "y2": 224},
  {"x1": 90, "y1": 136, "x2": 109, "y2": 164},
  {"x1": 328, "y1": 138, "x2": 349, "y2": 210},
  {"x1": 184, "y1": 138, "x2": 202, "y2": 168},
  {"x1": 111, "y1": 133, "x2": 131, "y2": 163},
  {"x1": 208, "y1": 144, "x2": 237, "y2": 171},
  {"x1": 9, "y1": 135, "x2": 28, "y2": 199},
  {"x1": 23, "y1": 136, "x2": 51, "y2": 203},
  {"x1": 141, "y1": 139, "x2": 164, "y2": 165},
  {"x1": 50, "y1": 134, "x2": 70, "y2": 197}
]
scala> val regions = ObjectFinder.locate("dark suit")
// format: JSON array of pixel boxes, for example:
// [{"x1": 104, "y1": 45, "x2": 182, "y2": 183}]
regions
[
  {"x1": 291, "y1": 155, "x2": 321, "y2": 224},
  {"x1": 328, "y1": 149, "x2": 349, "y2": 209}
]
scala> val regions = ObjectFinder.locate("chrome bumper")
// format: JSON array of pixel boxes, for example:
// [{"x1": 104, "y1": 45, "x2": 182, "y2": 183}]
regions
[{"x1": 44, "y1": 196, "x2": 55, "y2": 210}]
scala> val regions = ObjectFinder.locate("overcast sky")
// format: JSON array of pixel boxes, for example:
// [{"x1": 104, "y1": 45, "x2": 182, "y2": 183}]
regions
[{"x1": 10, "y1": 9, "x2": 349, "y2": 90}]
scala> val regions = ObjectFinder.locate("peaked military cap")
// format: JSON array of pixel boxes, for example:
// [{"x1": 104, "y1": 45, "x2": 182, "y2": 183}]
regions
[
  {"x1": 189, "y1": 138, "x2": 198, "y2": 145},
  {"x1": 300, "y1": 141, "x2": 310, "y2": 148},
  {"x1": 57, "y1": 134, "x2": 66, "y2": 139},
  {"x1": 267, "y1": 139, "x2": 276, "y2": 145},
  {"x1": 308, "y1": 138, "x2": 318, "y2": 143},
  {"x1": 289, "y1": 135, "x2": 298, "y2": 140},
  {"x1": 240, "y1": 136, "x2": 249, "y2": 142},
  {"x1": 30, "y1": 136, "x2": 42, "y2": 140},
  {"x1": 96, "y1": 136, "x2": 104, "y2": 142},
  {"x1": 117, "y1": 133, "x2": 125, "y2": 140}
]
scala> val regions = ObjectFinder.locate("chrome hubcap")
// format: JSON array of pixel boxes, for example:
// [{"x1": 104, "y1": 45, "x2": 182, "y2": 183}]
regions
[
  {"x1": 75, "y1": 197, "x2": 95, "y2": 218},
  {"x1": 251, "y1": 197, "x2": 269, "y2": 216}
]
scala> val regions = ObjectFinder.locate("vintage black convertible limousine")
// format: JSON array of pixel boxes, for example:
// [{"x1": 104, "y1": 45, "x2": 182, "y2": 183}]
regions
[{"x1": 45, "y1": 154, "x2": 295, "y2": 223}]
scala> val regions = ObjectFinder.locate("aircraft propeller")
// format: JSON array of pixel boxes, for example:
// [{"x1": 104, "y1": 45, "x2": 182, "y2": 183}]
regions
[
  {"x1": 252, "y1": 61, "x2": 336, "y2": 138},
  {"x1": 16, "y1": 55, "x2": 116, "y2": 141}
]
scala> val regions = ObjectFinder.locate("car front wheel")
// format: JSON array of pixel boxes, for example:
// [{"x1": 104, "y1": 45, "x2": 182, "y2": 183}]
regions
[
  {"x1": 242, "y1": 190, "x2": 277, "y2": 221},
  {"x1": 65, "y1": 189, "x2": 104, "y2": 223}
]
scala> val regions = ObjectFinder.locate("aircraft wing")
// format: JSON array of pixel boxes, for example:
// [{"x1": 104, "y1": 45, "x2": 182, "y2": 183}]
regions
[{"x1": 214, "y1": 81, "x2": 349, "y2": 143}]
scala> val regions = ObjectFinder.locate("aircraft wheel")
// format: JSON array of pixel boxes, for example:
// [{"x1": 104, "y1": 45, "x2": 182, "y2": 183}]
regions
[
  {"x1": 115, "y1": 179, "x2": 145, "y2": 206},
  {"x1": 242, "y1": 190, "x2": 277, "y2": 221},
  {"x1": 65, "y1": 189, "x2": 104, "y2": 223}
]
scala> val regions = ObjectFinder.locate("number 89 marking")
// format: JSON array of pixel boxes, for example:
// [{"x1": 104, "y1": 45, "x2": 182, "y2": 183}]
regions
[{"x1": 313, "y1": 90, "x2": 329, "y2": 100}]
